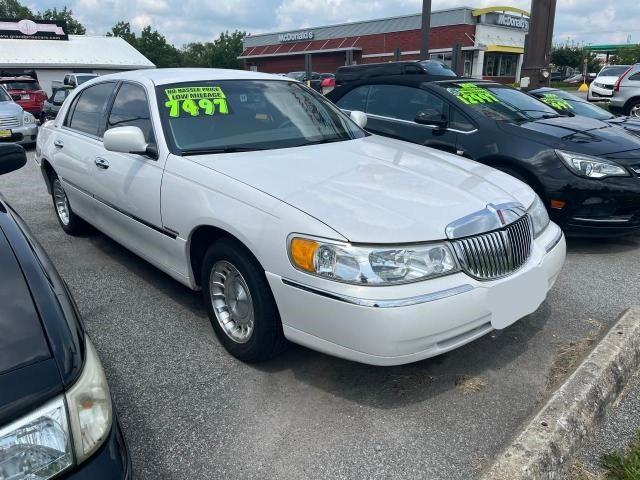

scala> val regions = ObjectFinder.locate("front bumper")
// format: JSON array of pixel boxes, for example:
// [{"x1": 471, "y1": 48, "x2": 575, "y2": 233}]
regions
[
  {"x1": 2, "y1": 123, "x2": 38, "y2": 145},
  {"x1": 268, "y1": 224, "x2": 565, "y2": 366},
  {"x1": 64, "y1": 417, "x2": 132, "y2": 479},
  {"x1": 588, "y1": 84, "x2": 613, "y2": 100}
]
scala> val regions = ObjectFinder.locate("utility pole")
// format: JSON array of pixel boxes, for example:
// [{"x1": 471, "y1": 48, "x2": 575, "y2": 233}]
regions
[
  {"x1": 520, "y1": 0, "x2": 557, "y2": 90},
  {"x1": 420, "y1": 0, "x2": 432, "y2": 60}
]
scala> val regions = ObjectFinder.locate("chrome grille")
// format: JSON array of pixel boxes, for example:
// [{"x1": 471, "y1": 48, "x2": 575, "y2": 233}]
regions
[
  {"x1": 451, "y1": 215, "x2": 533, "y2": 281},
  {"x1": 0, "y1": 115, "x2": 20, "y2": 129}
]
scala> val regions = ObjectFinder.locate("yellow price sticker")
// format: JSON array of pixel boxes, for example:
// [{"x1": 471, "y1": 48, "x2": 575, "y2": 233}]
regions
[{"x1": 164, "y1": 86, "x2": 229, "y2": 118}]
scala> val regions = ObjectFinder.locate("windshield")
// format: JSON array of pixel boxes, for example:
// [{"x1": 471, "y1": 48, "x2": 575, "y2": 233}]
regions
[
  {"x1": 598, "y1": 66, "x2": 629, "y2": 78},
  {"x1": 0, "y1": 88, "x2": 10, "y2": 102},
  {"x1": 418, "y1": 60, "x2": 457, "y2": 77},
  {"x1": 535, "y1": 90, "x2": 614, "y2": 121},
  {"x1": 76, "y1": 75, "x2": 97, "y2": 85},
  {"x1": 2, "y1": 80, "x2": 40, "y2": 91},
  {"x1": 442, "y1": 82, "x2": 560, "y2": 122},
  {"x1": 157, "y1": 80, "x2": 366, "y2": 154}
]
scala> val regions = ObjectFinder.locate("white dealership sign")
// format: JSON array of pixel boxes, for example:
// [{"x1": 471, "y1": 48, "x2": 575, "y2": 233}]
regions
[{"x1": 278, "y1": 31, "x2": 314, "y2": 43}]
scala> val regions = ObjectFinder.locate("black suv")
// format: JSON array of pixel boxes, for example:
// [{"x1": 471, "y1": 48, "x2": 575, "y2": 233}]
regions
[
  {"x1": 327, "y1": 76, "x2": 640, "y2": 235},
  {"x1": 335, "y1": 60, "x2": 457, "y2": 85},
  {"x1": 0, "y1": 144, "x2": 132, "y2": 479}
]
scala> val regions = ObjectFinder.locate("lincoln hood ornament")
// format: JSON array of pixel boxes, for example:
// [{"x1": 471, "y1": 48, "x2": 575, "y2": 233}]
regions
[{"x1": 446, "y1": 202, "x2": 527, "y2": 239}]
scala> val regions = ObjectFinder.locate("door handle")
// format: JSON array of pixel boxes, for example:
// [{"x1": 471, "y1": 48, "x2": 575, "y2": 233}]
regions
[
  {"x1": 94, "y1": 157, "x2": 109, "y2": 170},
  {"x1": 54, "y1": 138, "x2": 64, "y2": 148}
]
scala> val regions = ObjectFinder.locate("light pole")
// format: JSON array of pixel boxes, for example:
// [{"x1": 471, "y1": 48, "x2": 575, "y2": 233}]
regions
[
  {"x1": 420, "y1": 0, "x2": 432, "y2": 60},
  {"x1": 521, "y1": 0, "x2": 557, "y2": 89}
]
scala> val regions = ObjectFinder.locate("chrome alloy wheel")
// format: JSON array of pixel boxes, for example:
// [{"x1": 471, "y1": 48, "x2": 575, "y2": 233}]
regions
[
  {"x1": 631, "y1": 104, "x2": 640, "y2": 118},
  {"x1": 53, "y1": 179, "x2": 70, "y2": 226},
  {"x1": 209, "y1": 261, "x2": 255, "y2": 344}
]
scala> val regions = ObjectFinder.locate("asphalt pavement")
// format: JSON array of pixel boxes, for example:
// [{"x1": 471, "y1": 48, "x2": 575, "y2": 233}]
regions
[{"x1": 2, "y1": 149, "x2": 639, "y2": 480}]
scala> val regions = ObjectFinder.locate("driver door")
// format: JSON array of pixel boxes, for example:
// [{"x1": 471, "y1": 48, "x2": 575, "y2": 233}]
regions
[{"x1": 362, "y1": 84, "x2": 459, "y2": 154}]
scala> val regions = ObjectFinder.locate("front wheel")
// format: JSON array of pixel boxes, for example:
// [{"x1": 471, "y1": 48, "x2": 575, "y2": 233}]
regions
[
  {"x1": 201, "y1": 238, "x2": 287, "y2": 363},
  {"x1": 51, "y1": 174, "x2": 87, "y2": 235}
]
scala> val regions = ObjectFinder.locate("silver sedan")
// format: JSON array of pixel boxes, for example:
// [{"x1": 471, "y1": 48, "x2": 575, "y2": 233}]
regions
[{"x1": 0, "y1": 86, "x2": 38, "y2": 145}]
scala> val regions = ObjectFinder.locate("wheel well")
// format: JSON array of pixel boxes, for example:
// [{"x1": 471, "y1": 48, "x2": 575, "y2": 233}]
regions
[
  {"x1": 41, "y1": 158, "x2": 55, "y2": 194},
  {"x1": 189, "y1": 226, "x2": 256, "y2": 287},
  {"x1": 482, "y1": 159, "x2": 548, "y2": 203},
  {"x1": 624, "y1": 96, "x2": 640, "y2": 112}
]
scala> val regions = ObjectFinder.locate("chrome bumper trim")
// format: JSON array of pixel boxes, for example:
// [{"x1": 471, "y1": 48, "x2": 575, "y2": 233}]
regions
[
  {"x1": 281, "y1": 279, "x2": 474, "y2": 308},
  {"x1": 545, "y1": 230, "x2": 564, "y2": 253}
]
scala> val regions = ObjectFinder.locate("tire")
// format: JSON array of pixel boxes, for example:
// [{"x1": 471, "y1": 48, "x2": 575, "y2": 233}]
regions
[
  {"x1": 50, "y1": 173, "x2": 87, "y2": 235},
  {"x1": 201, "y1": 237, "x2": 287, "y2": 363},
  {"x1": 625, "y1": 99, "x2": 640, "y2": 118}
]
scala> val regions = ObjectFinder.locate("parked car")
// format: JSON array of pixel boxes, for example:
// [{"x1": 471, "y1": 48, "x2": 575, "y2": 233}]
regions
[
  {"x1": 43, "y1": 85, "x2": 74, "y2": 120},
  {"x1": 327, "y1": 75, "x2": 640, "y2": 235},
  {"x1": 286, "y1": 71, "x2": 322, "y2": 91},
  {"x1": 36, "y1": 69, "x2": 565, "y2": 366},
  {"x1": 0, "y1": 143, "x2": 132, "y2": 479},
  {"x1": 588, "y1": 65, "x2": 630, "y2": 101},
  {"x1": 0, "y1": 85, "x2": 38, "y2": 145},
  {"x1": 529, "y1": 87, "x2": 640, "y2": 133},
  {"x1": 63, "y1": 73, "x2": 99, "y2": 88},
  {"x1": 563, "y1": 73, "x2": 596, "y2": 85},
  {"x1": 320, "y1": 73, "x2": 336, "y2": 94},
  {"x1": 610, "y1": 64, "x2": 640, "y2": 118},
  {"x1": 0, "y1": 76, "x2": 47, "y2": 122},
  {"x1": 336, "y1": 60, "x2": 457, "y2": 85}
]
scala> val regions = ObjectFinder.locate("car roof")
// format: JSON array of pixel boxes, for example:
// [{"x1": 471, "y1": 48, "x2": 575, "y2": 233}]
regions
[
  {"x1": 0, "y1": 76, "x2": 36, "y2": 81},
  {"x1": 95, "y1": 68, "x2": 291, "y2": 86}
]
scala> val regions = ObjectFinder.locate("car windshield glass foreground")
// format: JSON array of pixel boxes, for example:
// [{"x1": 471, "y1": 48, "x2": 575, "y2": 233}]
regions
[
  {"x1": 530, "y1": 88, "x2": 615, "y2": 121},
  {"x1": 36, "y1": 68, "x2": 566, "y2": 367},
  {"x1": 157, "y1": 80, "x2": 365, "y2": 154}
]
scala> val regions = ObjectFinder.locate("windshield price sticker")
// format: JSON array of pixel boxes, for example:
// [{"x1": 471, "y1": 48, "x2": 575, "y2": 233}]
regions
[
  {"x1": 164, "y1": 86, "x2": 229, "y2": 118},
  {"x1": 540, "y1": 93, "x2": 573, "y2": 111},
  {"x1": 448, "y1": 83, "x2": 500, "y2": 105}
]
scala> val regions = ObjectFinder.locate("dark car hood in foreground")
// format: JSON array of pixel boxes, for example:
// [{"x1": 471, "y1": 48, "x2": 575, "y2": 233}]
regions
[{"x1": 504, "y1": 116, "x2": 640, "y2": 162}]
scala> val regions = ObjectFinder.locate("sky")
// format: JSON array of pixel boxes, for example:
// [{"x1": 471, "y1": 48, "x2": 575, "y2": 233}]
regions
[{"x1": 23, "y1": 0, "x2": 640, "y2": 47}]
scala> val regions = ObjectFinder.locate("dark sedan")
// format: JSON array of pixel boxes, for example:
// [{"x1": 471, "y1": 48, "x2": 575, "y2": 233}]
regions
[
  {"x1": 0, "y1": 144, "x2": 131, "y2": 479},
  {"x1": 327, "y1": 76, "x2": 640, "y2": 235},
  {"x1": 529, "y1": 87, "x2": 640, "y2": 134},
  {"x1": 43, "y1": 86, "x2": 74, "y2": 120}
]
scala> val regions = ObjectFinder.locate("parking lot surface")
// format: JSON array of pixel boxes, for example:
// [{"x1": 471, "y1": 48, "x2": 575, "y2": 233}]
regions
[{"x1": 2, "y1": 149, "x2": 640, "y2": 479}]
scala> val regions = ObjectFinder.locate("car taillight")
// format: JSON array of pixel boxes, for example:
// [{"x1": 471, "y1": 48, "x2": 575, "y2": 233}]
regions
[
  {"x1": 614, "y1": 67, "x2": 633, "y2": 92},
  {"x1": 321, "y1": 78, "x2": 335, "y2": 88}
]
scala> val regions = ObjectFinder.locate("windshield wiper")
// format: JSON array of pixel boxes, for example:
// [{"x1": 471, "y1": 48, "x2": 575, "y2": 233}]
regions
[
  {"x1": 298, "y1": 137, "x2": 351, "y2": 147},
  {"x1": 181, "y1": 147, "x2": 266, "y2": 156}
]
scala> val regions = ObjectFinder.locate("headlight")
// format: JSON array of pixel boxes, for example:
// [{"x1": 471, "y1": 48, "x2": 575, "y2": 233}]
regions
[
  {"x1": 527, "y1": 194, "x2": 550, "y2": 238},
  {"x1": 556, "y1": 150, "x2": 629, "y2": 179},
  {"x1": 65, "y1": 337, "x2": 112, "y2": 464},
  {"x1": 22, "y1": 112, "x2": 35, "y2": 125},
  {"x1": 0, "y1": 396, "x2": 73, "y2": 479},
  {"x1": 289, "y1": 236, "x2": 458, "y2": 285}
]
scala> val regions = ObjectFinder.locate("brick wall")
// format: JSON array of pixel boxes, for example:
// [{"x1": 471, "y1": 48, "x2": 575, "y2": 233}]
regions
[{"x1": 243, "y1": 24, "x2": 476, "y2": 74}]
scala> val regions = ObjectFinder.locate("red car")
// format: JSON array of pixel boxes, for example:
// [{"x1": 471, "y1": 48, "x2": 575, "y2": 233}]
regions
[{"x1": 0, "y1": 77, "x2": 47, "y2": 122}]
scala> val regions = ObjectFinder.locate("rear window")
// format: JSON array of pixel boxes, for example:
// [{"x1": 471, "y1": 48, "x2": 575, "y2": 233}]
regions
[
  {"x1": 2, "y1": 80, "x2": 41, "y2": 91},
  {"x1": 418, "y1": 61, "x2": 457, "y2": 77},
  {"x1": 598, "y1": 66, "x2": 629, "y2": 78}
]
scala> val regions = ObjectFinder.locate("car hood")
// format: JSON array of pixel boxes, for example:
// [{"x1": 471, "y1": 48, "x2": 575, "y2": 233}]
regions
[
  {"x1": 187, "y1": 135, "x2": 535, "y2": 243},
  {"x1": 0, "y1": 101, "x2": 23, "y2": 117},
  {"x1": 506, "y1": 115, "x2": 640, "y2": 159},
  {"x1": 593, "y1": 76, "x2": 619, "y2": 85}
]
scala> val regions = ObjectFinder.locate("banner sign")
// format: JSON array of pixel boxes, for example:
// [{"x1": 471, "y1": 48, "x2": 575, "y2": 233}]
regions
[{"x1": 0, "y1": 18, "x2": 68, "y2": 40}]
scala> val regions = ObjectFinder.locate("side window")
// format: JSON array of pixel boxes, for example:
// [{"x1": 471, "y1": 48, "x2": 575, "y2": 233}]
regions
[
  {"x1": 107, "y1": 83, "x2": 155, "y2": 143},
  {"x1": 67, "y1": 82, "x2": 116, "y2": 137},
  {"x1": 335, "y1": 86, "x2": 370, "y2": 112},
  {"x1": 367, "y1": 85, "x2": 445, "y2": 122},
  {"x1": 628, "y1": 72, "x2": 640, "y2": 82},
  {"x1": 449, "y1": 108, "x2": 476, "y2": 132},
  {"x1": 404, "y1": 65, "x2": 423, "y2": 75},
  {"x1": 52, "y1": 90, "x2": 66, "y2": 104}
]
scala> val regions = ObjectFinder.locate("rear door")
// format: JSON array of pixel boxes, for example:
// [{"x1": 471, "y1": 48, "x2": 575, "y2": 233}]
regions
[
  {"x1": 90, "y1": 81, "x2": 169, "y2": 265},
  {"x1": 53, "y1": 81, "x2": 117, "y2": 221},
  {"x1": 355, "y1": 84, "x2": 459, "y2": 153}
]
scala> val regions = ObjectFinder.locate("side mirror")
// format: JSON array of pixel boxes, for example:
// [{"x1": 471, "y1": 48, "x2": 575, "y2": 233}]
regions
[
  {"x1": 415, "y1": 110, "x2": 448, "y2": 129},
  {"x1": 10, "y1": 93, "x2": 21, "y2": 101},
  {"x1": 104, "y1": 126, "x2": 153, "y2": 157},
  {"x1": 0, "y1": 143, "x2": 27, "y2": 175},
  {"x1": 350, "y1": 110, "x2": 368, "y2": 129}
]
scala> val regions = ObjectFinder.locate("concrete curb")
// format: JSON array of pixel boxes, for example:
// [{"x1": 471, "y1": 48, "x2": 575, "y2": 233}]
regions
[{"x1": 481, "y1": 307, "x2": 640, "y2": 480}]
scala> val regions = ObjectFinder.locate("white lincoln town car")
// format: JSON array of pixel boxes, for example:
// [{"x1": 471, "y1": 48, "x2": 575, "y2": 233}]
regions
[{"x1": 36, "y1": 69, "x2": 566, "y2": 366}]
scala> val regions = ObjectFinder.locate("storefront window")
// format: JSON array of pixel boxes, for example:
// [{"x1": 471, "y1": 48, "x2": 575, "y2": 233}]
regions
[
  {"x1": 430, "y1": 52, "x2": 453, "y2": 67},
  {"x1": 483, "y1": 53, "x2": 519, "y2": 77}
]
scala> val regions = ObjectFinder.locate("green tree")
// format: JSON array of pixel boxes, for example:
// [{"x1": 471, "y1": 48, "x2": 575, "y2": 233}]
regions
[
  {"x1": 180, "y1": 30, "x2": 246, "y2": 69},
  {"x1": 106, "y1": 21, "x2": 137, "y2": 45},
  {"x1": 0, "y1": 0, "x2": 33, "y2": 18},
  {"x1": 136, "y1": 26, "x2": 182, "y2": 68},
  {"x1": 36, "y1": 6, "x2": 86, "y2": 35},
  {"x1": 181, "y1": 42, "x2": 215, "y2": 68},
  {"x1": 611, "y1": 45, "x2": 640, "y2": 65},
  {"x1": 550, "y1": 44, "x2": 583, "y2": 69}
]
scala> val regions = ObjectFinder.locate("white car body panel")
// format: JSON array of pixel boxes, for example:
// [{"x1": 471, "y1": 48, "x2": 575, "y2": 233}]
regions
[{"x1": 36, "y1": 68, "x2": 565, "y2": 365}]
